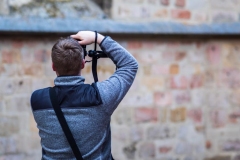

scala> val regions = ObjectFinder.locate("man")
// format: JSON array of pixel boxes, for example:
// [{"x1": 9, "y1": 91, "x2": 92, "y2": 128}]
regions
[{"x1": 31, "y1": 31, "x2": 138, "y2": 159}]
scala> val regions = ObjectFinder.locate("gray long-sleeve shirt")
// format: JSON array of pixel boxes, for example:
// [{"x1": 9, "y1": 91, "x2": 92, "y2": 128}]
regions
[{"x1": 31, "y1": 37, "x2": 138, "y2": 160}]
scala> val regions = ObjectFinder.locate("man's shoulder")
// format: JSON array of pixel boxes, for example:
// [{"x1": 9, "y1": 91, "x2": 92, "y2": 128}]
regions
[{"x1": 31, "y1": 87, "x2": 51, "y2": 111}]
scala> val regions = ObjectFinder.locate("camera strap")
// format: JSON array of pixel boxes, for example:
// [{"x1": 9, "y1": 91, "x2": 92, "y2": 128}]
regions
[
  {"x1": 92, "y1": 31, "x2": 98, "y2": 82},
  {"x1": 49, "y1": 87, "x2": 84, "y2": 160}
]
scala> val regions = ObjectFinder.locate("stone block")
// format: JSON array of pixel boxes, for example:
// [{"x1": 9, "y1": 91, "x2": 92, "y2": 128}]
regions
[
  {"x1": 123, "y1": 142, "x2": 137, "y2": 159},
  {"x1": 34, "y1": 49, "x2": 49, "y2": 63},
  {"x1": 212, "y1": 10, "x2": 238, "y2": 23},
  {"x1": 130, "y1": 126, "x2": 143, "y2": 142},
  {"x1": 147, "y1": 125, "x2": 175, "y2": 139},
  {"x1": 170, "y1": 75, "x2": 189, "y2": 89},
  {"x1": 175, "y1": 0, "x2": 185, "y2": 7},
  {"x1": 210, "y1": 0, "x2": 238, "y2": 9},
  {"x1": 0, "y1": 0, "x2": 9, "y2": 15},
  {"x1": 234, "y1": 155, "x2": 240, "y2": 160},
  {"x1": 5, "y1": 95, "x2": 30, "y2": 112},
  {"x1": 205, "y1": 90, "x2": 230, "y2": 108},
  {"x1": 191, "y1": 90, "x2": 206, "y2": 107},
  {"x1": 210, "y1": 109, "x2": 228, "y2": 128},
  {"x1": 159, "y1": 146, "x2": 172, "y2": 154},
  {"x1": 151, "y1": 64, "x2": 169, "y2": 75},
  {"x1": 206, "y1": 44, "x2": 221, "y2": 65},
  {"x1": 169, "y1": 64, "x2": 179, "y2": 75},
  {"x1": 134, "y1": 108, "x2": 158, "y2": 123},
  {"x1": 186, "y1": 0, "x2": 208, "y2": 10},
  {"x1": 142, "y1": 77, "x2": 164, "y2": 91},
  {"x1": 222, "y1": 139, "x2": 240, "y2": 151},
  {"x1": 112, "y1": 108, "x2": 132, "y2": 125},
  {"x1": 112, "y1": 126, "x2": 129, "y2": 142},
  {"x1": 138, "y1": 142, "x2": 155, "y2": 158},
  {"x1": 171, "y1": 9, "x2": 191, "y2": 19},
  {"x1": 153, "y1": 9, "x2": 168, "y2": 18},
  {"x1": 188, "y1": 108, "x2": 202, "y2": 124},
  {"x1": 9, "y1": 0, "x2": 33, "y2": 7},
  {"x1": 206, "y1": 140, "x2": 212, "y2": 149},
  {"x1": 205, "y1": 156, "x2": 231, "y2": 160},
  {"x1": 14, "y1": 78, "x2": 32, "y2": 94},
  {"x1": 154, "y1": 92, "x2": 172, "y2": 107},
  {"x1": 0, "y1": 155, "x2": 24, "y2": 160},
  {"x1": 121, "y1": 92, "x2": 154, "y2": 107},
  {"x1": 159, "y1": 108, "x2": 168, "y2": 123},
  {"x1": 162, "y1": 51, "x2": 187, "y2": 62},
  {"x1": 229, "y1": 110, "x2": 240, "y2": 123},
  {"x1": 170, "y1": 107, "x2": 186, "y2": 122},
  {"x1": 175, "y1": 141, "x2": 193, "y2": 154},
  {"x1": 2, "y1": 50, "x2": 20, "y2": 64},
  {"x1": 21, "y1": 48, "x2": 35, "y2": 63},
  {"x1": 220, "y1": 68, "x2": 240, "y2": 89},
  {"x1": 0, "y1": 116, "x2": 20, "y2": 136},
  {"x1": 21, "y1": 63, "x2": 44, "y2": 76},
  {"x1": 0, "y1": 64, "x2": 18, "y2": 77},
  {"x1": 190, "y1": 74, "x2": 204, "y2": 89},
  {"x1": 172, "y1": 90, "x2": 191, "y2": 105},
  {"x1": 0, "y1": 79, "x2": 15, "y2": 95},
  {"x1": 161, "y1": 0, "x2": 169, "y2": 6}
]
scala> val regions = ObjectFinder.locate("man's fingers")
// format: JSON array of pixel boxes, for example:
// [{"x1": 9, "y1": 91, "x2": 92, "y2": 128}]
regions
[
  {"x1": 70, "y1": 35, "x2": 79, "y2": 39},
  {"x1": 78, "y1": 41, "x2": 85, "y2": 45}
]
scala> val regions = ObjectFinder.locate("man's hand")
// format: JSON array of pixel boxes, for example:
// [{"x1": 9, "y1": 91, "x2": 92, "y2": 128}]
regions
[{"x1": 71, "y1": 31, "x2": 104, "y2": 45}]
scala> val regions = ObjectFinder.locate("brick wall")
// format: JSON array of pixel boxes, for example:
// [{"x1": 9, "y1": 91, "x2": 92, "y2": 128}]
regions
[
  {"x1": 112, "y1": 0, "x2": 240, "y2": 24},
  {"x1": 1, "y1": 35, "x2": 240, "y2": 160}
]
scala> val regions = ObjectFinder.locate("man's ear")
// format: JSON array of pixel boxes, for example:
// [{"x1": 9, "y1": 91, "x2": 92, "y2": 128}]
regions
[
  {"x1": 52, "y1": 63, "x2": 56, "y2": 71},
  {"x1": 81, "y1": 59, "x2": 85, "y2": 69}
]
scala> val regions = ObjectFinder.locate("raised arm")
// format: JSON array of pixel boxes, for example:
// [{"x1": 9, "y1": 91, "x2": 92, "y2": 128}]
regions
[{"x1": 71, "y1": 31, "x2": 138, "y2": 115}]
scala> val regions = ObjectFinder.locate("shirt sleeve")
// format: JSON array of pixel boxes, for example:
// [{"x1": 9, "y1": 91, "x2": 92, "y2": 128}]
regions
[{"x1": 96, "y1": 36, "x2": 138, "y2": 115}]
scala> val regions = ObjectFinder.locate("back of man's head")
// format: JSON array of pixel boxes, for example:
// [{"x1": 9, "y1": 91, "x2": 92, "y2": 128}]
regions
[{"x1": 51, "y1": 37, "x2": 83, "y2": 76}]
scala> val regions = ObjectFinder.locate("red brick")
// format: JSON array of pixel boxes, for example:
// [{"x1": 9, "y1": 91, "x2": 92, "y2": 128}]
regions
[
  {"x1": 12, "y1": 41, "x2": 23, "y2": 48},
  {"x1": 135, "y1": 108, "x2": 158, "y2": 123},
  {"x1": 175, "y1": 0, "x2": 185, "y2": 7},
  {"x1": 159, "y1": 146, "x2": 172, "y2": 153},
  {"x1": 127, "y1": 41, "x2": 142, "y2": 49},
  {"x1": 160, "y1": 0, "x2": 169, "y2": 6},
  {"x1": 171, "y1": 9, "x2": 191, "y2": 19},
  {"x1": 154, "y1": 92, "x2": 172, "y2": 106},
  {"x1": 188, "y1": 108, "x2": 202, "y2": 123},
  {"x1": 206, "y1": 140, "x2": 212, "y2": 149}
]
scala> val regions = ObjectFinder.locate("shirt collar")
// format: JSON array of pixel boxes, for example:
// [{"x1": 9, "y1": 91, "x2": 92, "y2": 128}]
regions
[{"x1": 54, "y1": 76, "x2": 85, "y2": 86}]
